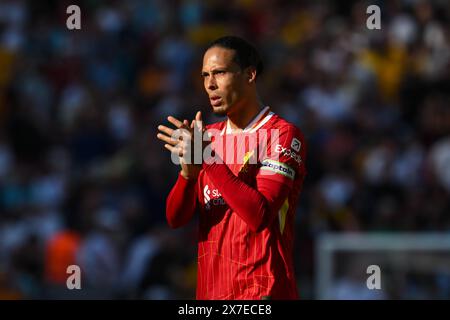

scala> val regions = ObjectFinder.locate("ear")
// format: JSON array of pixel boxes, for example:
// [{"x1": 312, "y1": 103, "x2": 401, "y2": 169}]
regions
[{"x1": 246, "y1": 67, "x2": 257, "y2": 84}]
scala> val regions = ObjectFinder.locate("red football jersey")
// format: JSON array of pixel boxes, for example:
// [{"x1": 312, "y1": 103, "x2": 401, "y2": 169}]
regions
[{"x1": 166, "y1": 106, "x2": 307, "y2": 300}]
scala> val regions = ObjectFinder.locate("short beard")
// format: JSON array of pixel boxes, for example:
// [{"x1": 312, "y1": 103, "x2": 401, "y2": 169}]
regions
[{"x1": 212, "y1": 109, "x2": 228, "y2": 117}]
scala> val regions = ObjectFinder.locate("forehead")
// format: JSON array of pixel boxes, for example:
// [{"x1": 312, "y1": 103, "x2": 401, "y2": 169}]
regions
[{"x1": 202, "y1": 46, "x2": 237, "y2": 69}]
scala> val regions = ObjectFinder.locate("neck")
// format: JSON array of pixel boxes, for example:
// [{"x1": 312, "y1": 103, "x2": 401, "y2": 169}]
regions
[{"x1": 227, "y1": 98, "x2": 264, "y2": 131}]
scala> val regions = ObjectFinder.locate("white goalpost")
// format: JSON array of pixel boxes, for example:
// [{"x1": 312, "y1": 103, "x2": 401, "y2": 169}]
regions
[{"x1": 315, "y1": 233, "x2": 450, "y2": 299}]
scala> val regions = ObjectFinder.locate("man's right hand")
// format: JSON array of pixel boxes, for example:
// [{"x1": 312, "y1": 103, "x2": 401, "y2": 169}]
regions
[{"x1": 157, "y1": 111, "x2": 204, "y2": 180}]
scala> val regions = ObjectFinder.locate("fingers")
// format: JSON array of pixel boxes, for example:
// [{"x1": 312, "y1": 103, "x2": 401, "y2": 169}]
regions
[
  {"x1": 158, "y1": 121, "x2": 192, "y2": 145},
  {"x1": 157, "y1": 124, "x2": 175, "y2": 137},
  {"x1": 157, "y1": 132, "x2": 179, "y2": 146},
  {"x1": 163, "y1": 114, "x2": 200, "y2": 132},
  {"x1": 195, "y1": 111, "x2": 202, "y2": 122},
  {"x1": 158, "y1": 114, "x2": 201, "y2": 156},
  {"x1": 164, "y1": 144, "x2": 183, "y2": 157},
  {"x1": 194, "y1": 111, "x2": 203, "y2": 132},
  {"x1": 167, "y1": 116, "x2": 184, "y2": 129},
  {"x1": 163, "y1": 143, "x2": 175, "y2": 153}
]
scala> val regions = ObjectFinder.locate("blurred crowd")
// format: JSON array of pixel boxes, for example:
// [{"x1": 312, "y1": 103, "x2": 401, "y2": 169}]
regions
[{"x1": 0, "y1": 0, "x2": 448, "y2": 299}]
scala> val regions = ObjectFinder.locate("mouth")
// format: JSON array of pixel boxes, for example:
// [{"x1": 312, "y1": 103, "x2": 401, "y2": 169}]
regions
[{"x1": 209, "y1": 96, "x2": 222, "y2": 107}]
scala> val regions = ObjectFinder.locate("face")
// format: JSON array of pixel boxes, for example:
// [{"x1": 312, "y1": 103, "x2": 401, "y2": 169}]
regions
[{"x1": 202, "y1": 47, "x2": 249, "y2": 116}]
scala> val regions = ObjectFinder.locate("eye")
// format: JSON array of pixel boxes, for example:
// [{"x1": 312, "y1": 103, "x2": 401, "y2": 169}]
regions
[{"x1": 212, "y1": 70, "x2": 226, "y2": 76}]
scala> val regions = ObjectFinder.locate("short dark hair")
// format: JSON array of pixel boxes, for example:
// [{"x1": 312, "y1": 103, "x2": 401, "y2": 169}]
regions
[{"x1": 206, "y1": 36, "x2": 264, "y2": 78}]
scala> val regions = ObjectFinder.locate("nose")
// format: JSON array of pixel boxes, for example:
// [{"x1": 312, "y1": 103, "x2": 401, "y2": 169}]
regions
[{"x1": 206, "y1": 75, "x2": 217, "y2": 91}]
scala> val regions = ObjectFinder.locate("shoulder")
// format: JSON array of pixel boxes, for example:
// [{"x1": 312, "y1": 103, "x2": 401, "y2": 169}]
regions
[
  {"x1": 265, "y1": 112, "x2": 305, "y2": 143},
  {"x1": 257, "y1": 111, "x2": 307, "y2": 183}
]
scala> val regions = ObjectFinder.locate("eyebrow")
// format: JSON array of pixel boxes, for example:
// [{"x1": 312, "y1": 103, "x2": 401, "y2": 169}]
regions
[{"x1": 201, "y1": 68, "x2": 227, "y2": 77}]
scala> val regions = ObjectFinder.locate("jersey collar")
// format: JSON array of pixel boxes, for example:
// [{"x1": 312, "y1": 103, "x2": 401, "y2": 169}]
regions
[{"x1": 221, "y1": 106, "x2": 272, "y2": 135}]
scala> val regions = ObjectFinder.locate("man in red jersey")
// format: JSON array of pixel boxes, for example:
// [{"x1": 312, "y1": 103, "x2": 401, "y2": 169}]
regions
[{"x1": 157, "y1": 36, "x2": 306, "y2": 300}]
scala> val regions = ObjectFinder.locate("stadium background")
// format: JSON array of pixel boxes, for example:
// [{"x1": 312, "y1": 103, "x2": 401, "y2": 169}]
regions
[{"x1": 0, "y1": 0, "x2": 449, "y2": 299}]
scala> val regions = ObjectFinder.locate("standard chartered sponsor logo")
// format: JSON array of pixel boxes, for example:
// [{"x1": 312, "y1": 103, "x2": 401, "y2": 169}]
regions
[
  {"x1": 203, "y1": 185, "x2": 225, "y2": 210},
  {"x1": 204, "y1": 185, "x2": 211, "y2": 210},
  {"x1": 260, "y1": 159, "x2": 295, "y2": 180}
]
